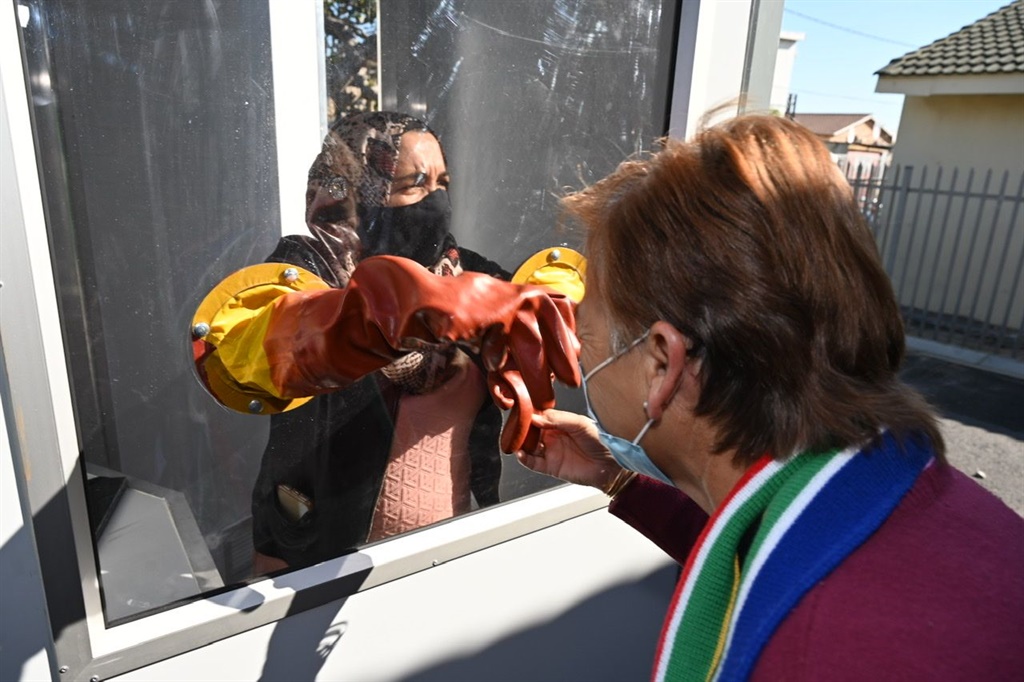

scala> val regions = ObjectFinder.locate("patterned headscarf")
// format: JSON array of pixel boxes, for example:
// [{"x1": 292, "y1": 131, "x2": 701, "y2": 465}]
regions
[
  {"x1": 308, "y1": 112, "x2": 462, "y2": 392},
  {"x1": 331, "y1": 111, "x2": 440, "y2": 209},
  {"x1": 303, "y1": 130, "x2": 364, "y2": 287}
]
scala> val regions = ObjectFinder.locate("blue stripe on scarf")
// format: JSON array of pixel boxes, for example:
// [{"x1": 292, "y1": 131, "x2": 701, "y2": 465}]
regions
[{"x1": 715, "y1": 432, "x2": 933, "y2": 682}]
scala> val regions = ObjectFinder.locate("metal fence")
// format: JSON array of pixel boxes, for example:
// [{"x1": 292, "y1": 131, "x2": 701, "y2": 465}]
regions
[{"x1": 841, "y1": 162, "x2": 1024, "y2": 360}]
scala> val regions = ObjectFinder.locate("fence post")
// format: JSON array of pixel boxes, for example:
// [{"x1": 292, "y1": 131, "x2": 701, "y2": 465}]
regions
[{"x1": 884, "y1": 166, "x2": 913, "y2": 276}]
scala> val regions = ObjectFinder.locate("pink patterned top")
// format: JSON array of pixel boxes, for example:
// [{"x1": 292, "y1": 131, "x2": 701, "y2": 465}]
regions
[{"x1": 367, "y1": 359, "x2": 487, "y2": 541}]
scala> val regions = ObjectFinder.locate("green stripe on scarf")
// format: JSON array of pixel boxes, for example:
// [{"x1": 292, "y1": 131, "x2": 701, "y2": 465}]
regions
[
  {"x1": 662, "y1": 449, "x2": 839, "y2": 682},
  {"x1": 744, "y1": 451, "x2": 839, "y2": 577}
]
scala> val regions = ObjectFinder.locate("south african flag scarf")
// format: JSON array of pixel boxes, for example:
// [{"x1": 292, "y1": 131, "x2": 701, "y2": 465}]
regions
[{"x1": 653, "y1": 431, "x2": 933, "y2": 682}]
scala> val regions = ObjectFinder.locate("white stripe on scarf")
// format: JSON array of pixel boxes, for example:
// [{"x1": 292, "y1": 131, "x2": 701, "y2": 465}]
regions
[
  {"x1": 709, "y1": 446, "x2": 857, "y2": 681},
  {"x1": 653, "y1": 459, "x2": 787, "y2": 682}
]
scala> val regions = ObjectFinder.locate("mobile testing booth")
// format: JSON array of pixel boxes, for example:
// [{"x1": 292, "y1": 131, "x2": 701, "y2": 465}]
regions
[{"x1": 1, "y1": 1, "x2": 781, "y2": 679}]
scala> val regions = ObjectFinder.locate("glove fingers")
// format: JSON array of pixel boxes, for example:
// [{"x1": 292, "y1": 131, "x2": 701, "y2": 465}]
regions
[
  {"x1": 508, "y1": 313, "x2": 556, "y2": 409},
  {"x1": 519, "y1": 424, "x2": 541, "y2": 454},
  {"x1": 500, "y1": 402, "x2": 529, "y2": 454},
  {"x1": 479, "y1": 325, "x2": 509, "y2": 373},
  {"x1": 498, "y1": 370, "x2": 535, "y2": 453},
  {"x1": 488, "y1": 369, "x2": 517, "y2": 410},
  {"x1": 534, "y1": 296, "x2": 581, "y2": 388},
  {"x1": 508, "y1": 294, "x2": 581, "y2": 398},
  {"x1": 501, "y1": 292, "x2": 580, "y2": 413}
]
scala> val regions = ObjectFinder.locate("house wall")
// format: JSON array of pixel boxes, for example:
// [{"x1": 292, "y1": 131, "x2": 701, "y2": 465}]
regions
[
  {"x1": 891, "y1": 94, "x2": 1024, "y2": 175},
  {"x1": 885, "y1": 94, "x2": 1024, "y2": 334},
  {"x1": 826, "y1": 120, "x2": 891, "y2": 147},
  {"x1": 853, "y1": 120, "x2": 885, "y2": 145},
  {"x1": 845, "y1": 149, "x2": 886, "y2": 174}
]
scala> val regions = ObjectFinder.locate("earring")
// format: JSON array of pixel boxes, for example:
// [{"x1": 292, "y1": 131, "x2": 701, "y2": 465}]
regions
[{"x1": 643, "y1": 400, "x2": 662, "y2": 424}]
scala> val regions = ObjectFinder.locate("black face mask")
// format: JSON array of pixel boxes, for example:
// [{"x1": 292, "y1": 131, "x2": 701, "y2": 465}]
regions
[{"x1": 358, "y1": 189, "x2": 452, "y2": 267}]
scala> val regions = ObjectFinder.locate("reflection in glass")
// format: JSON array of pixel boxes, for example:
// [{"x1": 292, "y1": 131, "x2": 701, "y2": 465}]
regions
[
  {"x1": 381, "y1": 0, "x2": 677, "y2": 265},
  {"x1": 324, "y1": 0, "x2": 379, "y2": 117},
  {"x1": 21, "y1": 0, "x2": 279, "y2": 622},
  {"x1": 20, "y1": 0, "x2": 677, "y2": 620}
]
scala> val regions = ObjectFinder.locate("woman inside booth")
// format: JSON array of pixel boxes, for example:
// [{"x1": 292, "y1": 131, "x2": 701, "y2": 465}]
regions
[{"x1": 191, "y1": 112, "x2": 581, "y2": 574}]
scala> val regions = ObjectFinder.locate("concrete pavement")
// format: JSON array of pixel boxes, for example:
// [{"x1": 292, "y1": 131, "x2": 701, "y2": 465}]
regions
[{"x1": 900, "y1": 352, "x2": 1024, "y2": 516}]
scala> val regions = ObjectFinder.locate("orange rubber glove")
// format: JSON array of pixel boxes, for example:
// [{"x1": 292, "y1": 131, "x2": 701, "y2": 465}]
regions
[{"x1": 260, "y1": 255, "x2": 580, "y2": 452}]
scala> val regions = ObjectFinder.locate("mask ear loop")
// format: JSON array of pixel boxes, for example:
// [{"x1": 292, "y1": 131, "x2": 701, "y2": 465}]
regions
[{"x1": 633, "y1": 401, "x2": 656, "y2": 445}]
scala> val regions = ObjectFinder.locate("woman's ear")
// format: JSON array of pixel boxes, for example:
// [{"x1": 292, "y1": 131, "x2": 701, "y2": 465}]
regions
[{"x1": 644, "y1": 320, "x2": 698, "y2": 421}]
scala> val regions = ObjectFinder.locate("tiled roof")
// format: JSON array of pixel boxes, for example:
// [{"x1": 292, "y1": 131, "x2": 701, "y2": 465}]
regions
[
  {"x1": 877, "y1": 0, "x2": 1024, "y2": 77},
  {"x1": 793, "y1": 113, "x2": 871, "y2": 136}
]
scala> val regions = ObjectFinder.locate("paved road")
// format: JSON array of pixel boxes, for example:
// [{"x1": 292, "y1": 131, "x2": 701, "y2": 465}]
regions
[{"x1": 900, "y1": 353, "x2": 1024, "y2": 515}]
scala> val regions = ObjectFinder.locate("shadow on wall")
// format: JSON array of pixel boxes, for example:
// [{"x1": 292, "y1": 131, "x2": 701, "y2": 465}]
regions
[
  {"x1": 0, "y1": 520, "x2": 55, "y2": 681},
  {"x1": 0, "y1": 469, "x2": 373, "y2": 682},
  {"x1": 402, "y1": 564, "x2": 678, "y2": 682}
]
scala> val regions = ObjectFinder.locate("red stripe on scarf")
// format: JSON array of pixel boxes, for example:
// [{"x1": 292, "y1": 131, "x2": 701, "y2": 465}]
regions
[{"x1": 650, "y1": 453, "x2": 775, "y2": 681}]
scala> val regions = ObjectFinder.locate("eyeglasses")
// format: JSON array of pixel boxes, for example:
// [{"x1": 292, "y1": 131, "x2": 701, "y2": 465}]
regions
[{"x1": 582, "y1": 330, "x2": 650, "y2": 382}]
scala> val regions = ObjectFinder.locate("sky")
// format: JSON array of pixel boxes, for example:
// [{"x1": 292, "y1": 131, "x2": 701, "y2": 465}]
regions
[{"x1": 781, "y1": 0, "x2": 1012, "y2": 136}]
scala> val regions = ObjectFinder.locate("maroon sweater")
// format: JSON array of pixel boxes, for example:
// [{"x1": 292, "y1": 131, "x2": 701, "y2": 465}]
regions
[{"x1": 610, "y1": 462, "x2": 1024, "y2": 681}]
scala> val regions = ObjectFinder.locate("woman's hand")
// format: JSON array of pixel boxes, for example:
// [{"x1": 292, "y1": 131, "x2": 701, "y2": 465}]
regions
[{"x1": 515, "y1": 408, "x2": 624, "y2": 493}]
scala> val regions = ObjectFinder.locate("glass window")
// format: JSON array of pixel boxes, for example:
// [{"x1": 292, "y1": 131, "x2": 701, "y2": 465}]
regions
[{"x1": 20, "y1": 0, "x2": 677, "y2": 623}]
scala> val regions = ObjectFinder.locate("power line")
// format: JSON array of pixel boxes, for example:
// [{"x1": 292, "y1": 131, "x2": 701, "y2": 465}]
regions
[
  {"x1": 784, "y1": 8, "x2": 918, "y2": 48},
  {"x1": 792, "y1": 88, "x2": 904, "y2": 105}
]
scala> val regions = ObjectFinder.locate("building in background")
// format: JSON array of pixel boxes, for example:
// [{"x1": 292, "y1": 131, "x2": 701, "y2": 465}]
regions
[
  {"x1": 771, "y1": 30, "x2": 804, "y2": 115},
  {"x1": 875, "y1": 0, "x2": 1024, "y2": 176},
  {"x1": 793, "y1": 112, "x2": 895, "y2": 174},
  {"x1": 869, "y1": 0, "x2": 1024, "y2": 353}
]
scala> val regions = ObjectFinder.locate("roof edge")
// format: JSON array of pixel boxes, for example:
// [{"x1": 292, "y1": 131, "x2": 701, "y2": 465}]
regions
[
  {"x1": 875, "y1": 1, "x2": 1023, "y2": 78},
  {"x1": 876, "y1": 72, "x2": 1024, "y2": 96}
]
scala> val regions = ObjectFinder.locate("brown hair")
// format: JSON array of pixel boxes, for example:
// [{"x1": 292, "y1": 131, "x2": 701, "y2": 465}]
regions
[{"x1": 564, "y1": 115, "x2": 943, "y2": 463}]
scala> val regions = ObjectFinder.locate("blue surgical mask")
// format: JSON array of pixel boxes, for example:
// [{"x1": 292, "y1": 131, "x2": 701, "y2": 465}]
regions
[{"x1": 581, "y1": 331, "x2": 675, "y2": 487}]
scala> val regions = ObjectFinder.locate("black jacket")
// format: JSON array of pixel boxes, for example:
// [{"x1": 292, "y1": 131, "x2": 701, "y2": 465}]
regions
[{"x1": 251, "y1": 236, "x2": 508, "y2": 567}]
